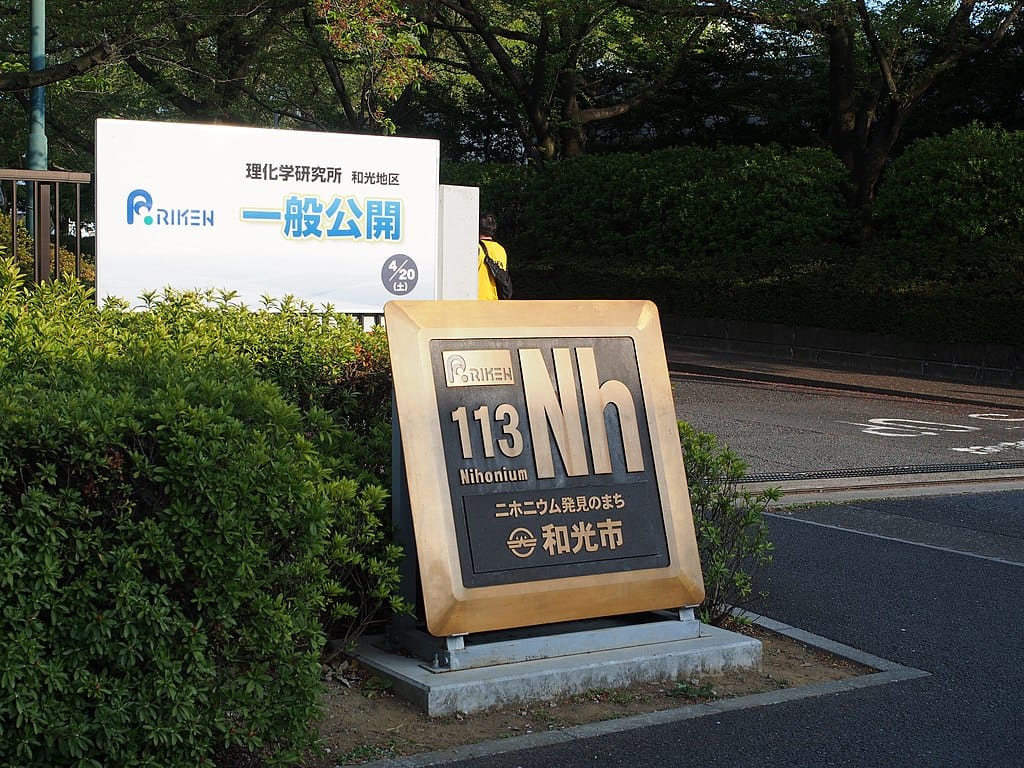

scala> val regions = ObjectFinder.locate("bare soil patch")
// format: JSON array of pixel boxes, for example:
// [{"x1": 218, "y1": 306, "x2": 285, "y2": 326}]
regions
[{"x1": 303, "y1": 623, "x2": 873, "y2": 766}]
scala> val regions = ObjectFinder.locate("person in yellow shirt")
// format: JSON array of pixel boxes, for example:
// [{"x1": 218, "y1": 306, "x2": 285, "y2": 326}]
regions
[{"x1": 477, "y1": 212, "x2": 511, "y2": 300}]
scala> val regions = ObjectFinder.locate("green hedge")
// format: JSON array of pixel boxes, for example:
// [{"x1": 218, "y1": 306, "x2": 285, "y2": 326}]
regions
[
  {"x1": 444, "y1": 145, "x2": 848, "y2": 284},
  {"x1": 875, "y1": 123, "x2": 1024, "y2": 246},
  {"x1": 111, "y1": 292, "x2": 405, "y2": 646},
  {"x1": 443, "y1": 145, "x2": 850, "y2": 316},
  {"x1": 0, "y1": 264, "x2": 402, "y2": 766},
  {"x1": 444, "y1": 134, "x2": 1024, "y2": 346},
  {"x1": 873, "y1": 123, "x2": 1024, "y2": 287}
]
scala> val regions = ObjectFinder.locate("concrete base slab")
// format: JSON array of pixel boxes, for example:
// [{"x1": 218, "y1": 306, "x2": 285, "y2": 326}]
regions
[
  {"x1": 351, "y1": 623, "x2": 761, "y2": 717},
  {"x1": 391, "y1": 610, "x2": 702, "y2": 670}
]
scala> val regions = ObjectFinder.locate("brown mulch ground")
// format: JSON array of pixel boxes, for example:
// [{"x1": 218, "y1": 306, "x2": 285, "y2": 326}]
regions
[{"x1": 303, "y1": 622, "x2": 873, "y2": 766}]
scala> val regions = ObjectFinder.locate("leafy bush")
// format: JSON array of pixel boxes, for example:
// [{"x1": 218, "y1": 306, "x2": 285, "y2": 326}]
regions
[
  {"x1": 0, "y1": 212, "x2": 32, "y2": 269},
  {"x1": 873, "y1": 123, "x2": 1024, "y2": 286},
  {"x1": 103, "y1": 289, "x2": 406, "y2": 643},
  {"x1": 678, "y1": 421, "x2": 777, "y2": 625},
  {"x1": 0, "y1": 212, "x2": 96, "y2": 285},
  {"x1": 0, "y1": 283, "x2": 328, "y2": 765},
  {"x1": 443, "y1": 144, "x2": 848, "y2": 295},
  {"x1": 443, "y1": 138, "x2": 1024, "y2": 347},
  {"x1": 127, "y1": 290, "x2": 395, "y2": 487},
  {"x1": 0, "y1": 262, "x2": 405, "y2": 765},
  {"x1": 634, "y1": 145, "x2": 848, "y2": 274},
  {"x1": 875, "y1": 123, "x2": 1024, "y2": 246}
]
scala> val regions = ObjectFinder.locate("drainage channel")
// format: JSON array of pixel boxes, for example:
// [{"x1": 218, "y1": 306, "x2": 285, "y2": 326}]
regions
[{"x1": 741, "y1": 460, "x2": 1024, "y2": 484}]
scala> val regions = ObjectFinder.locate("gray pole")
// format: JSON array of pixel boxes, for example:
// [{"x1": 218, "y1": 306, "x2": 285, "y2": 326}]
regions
[
  {"x1": 26, "y1": 0, "x2": 47, "y2": 265},
  {"x1": 27, "y1": 0, "x2": 48, "y2": 171}
]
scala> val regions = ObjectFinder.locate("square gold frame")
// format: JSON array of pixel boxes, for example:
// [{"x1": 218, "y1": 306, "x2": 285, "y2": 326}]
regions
[{"x1": 385, "y1": 299, "x2": 704, "y2": 637}]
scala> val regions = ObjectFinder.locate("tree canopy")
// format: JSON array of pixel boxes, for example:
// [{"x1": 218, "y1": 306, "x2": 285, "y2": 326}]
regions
[
  {"x1": 682, "y1": 1, "x2": 1024, "y2": 213},
  {"x1": 0, "y1": 0, "x2": 427, "y2": 168},
  {"x1": 0, "y1": 0, "x2": 1021, "y2": 212}
]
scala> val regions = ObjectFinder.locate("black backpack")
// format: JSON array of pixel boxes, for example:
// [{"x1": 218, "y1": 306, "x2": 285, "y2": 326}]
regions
[{"x1": 479, "y1": 239, "x2": 513, "y2": 300}]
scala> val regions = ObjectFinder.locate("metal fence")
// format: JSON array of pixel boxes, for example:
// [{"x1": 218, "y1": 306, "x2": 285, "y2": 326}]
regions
[
  {"x1": 0, "y1": 168, "x2": 93, "y2": 283},
  {"x1": 0, "y1": 168, "x2": 386, "y2": 328}
]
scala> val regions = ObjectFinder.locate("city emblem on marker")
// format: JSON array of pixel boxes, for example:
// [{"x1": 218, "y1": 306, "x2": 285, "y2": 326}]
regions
[{"x1": 506, "y1": 527, "x2": 537, "y2": 559}]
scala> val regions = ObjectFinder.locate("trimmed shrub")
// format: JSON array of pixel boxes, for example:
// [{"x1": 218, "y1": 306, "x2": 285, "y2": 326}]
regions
[
  {"x1": 98, "y1": 289, "x2": 405, "y2": 644},
  {"x1": 0, "y1": 290, "x2": 328, "y2": 765},
  {"x1": 443, "y1": 145, "x2": 849, "y2": 299},
  {"x1": 874, "y1": 123, "x2": 1024, "y2": 287},
  {"x1": 442, "y1": 139, "x2": 1024, "y2": 347},
  {"x1": 0, "y1": 262, "x2": 404, "y2": 765},
  {"x1": 632, "y1": 145, "x2": 848, "y2": 274},
  {"x1": 679, "y1": 421, "x2": 777, "y2": 625},
  {"x1": 875, "y1": 123, "x2": 1024, "y2": 247},
  {"x1": 126, "y1": 291, "x2": 395, "y2": 487},
  {"x1": 122, "y1": 292, "x2": 406, "y2": 643}
]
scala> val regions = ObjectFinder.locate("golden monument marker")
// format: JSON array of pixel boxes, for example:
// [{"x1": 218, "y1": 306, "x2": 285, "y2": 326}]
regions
[{"x1": 385, "y1": 299, "x2": 704, "y2": 637}]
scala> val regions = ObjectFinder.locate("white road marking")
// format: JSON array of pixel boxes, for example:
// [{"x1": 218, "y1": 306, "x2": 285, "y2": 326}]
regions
[{"x1": 768, "y1": 513, "x2": 1024, "y2": 567}]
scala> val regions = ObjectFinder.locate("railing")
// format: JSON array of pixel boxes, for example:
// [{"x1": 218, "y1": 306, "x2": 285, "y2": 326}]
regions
[
  {"x1": 0, "y1": 168, "x2": 93, "y2": 283},
  {"x1": 0, "y1": 169, "x2": 384, "y2": 328},
  {"x1": 353, "y1": 313, "x2": 385, "y2": 330}
]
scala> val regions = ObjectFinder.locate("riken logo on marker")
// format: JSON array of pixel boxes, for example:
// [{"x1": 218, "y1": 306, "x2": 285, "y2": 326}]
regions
[
  {"x1": 126, "y1": 188, "x2": 215, "y2": 227},
  {"x1": 443, "y1": 350, "x2": 514, "y2": 387}
]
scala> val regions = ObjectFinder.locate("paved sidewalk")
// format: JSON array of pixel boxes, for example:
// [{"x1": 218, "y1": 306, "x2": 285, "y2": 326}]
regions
[{"x1": 663, "y1": 345, "x2": 1024, "y2": 411}]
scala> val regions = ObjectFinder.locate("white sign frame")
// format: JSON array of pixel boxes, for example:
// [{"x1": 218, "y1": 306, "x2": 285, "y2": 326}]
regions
[{"x1": 96, "y1": 119, "x2": 440, "y2": 311}]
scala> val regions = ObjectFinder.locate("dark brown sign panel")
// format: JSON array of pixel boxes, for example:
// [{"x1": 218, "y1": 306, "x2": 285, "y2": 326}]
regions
[{"x1": 386, "y1": 300, "x2": 704, "y2": 636}]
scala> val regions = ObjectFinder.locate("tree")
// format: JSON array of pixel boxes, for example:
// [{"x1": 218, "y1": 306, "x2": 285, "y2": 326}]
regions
[
  {"x1": 665, "y1": 1, "x2": 1024, "y2": 220},
  {"x1": 905, "y1": 20, "x2": 1024, "y2": 143},
  {"x1": 0, "y1": 2, "x2": 213, "y2": 95},
  {"x1": 412, "y1": 0, "x2": 711, "y2": 161},
  {"x1": 0, "y1": 1, "x2": 426, "y2": 170},
  {"x1": 308, "y1": 0, "x2": 427, "y2": 133},
  {"x1": 581, "y1": 19, "x2": 830, "y2": 153}
]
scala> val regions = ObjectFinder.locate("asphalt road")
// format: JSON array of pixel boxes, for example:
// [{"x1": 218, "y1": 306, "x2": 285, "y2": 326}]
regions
[
  {"x1": 378, "y1": 371, "x2": 1024, "y2": 768},
  {"x1": 426, "y1": 489, "x2": 1024, "y2": 768},
  {"x1": 671, "y1": 373, "x2": 1024, "y2": 477}
]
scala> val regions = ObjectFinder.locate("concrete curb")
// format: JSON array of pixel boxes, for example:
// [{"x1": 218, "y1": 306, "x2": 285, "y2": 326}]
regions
[
  {"x1": 661, "y1": 317, "x2": 1024, "y2": 388},
  {"x1": 744, "y1": 468, "x2": 1024, "y2": 505},
  {"x1": 666, "y1": 359, "x2": 1024, "y2": 410},
  {"x1": 353, "y1": 616, "x2": 929, "y2": 768},
  {"x1": 350, "y1": 623, "x2": 761, "y2": 718}
]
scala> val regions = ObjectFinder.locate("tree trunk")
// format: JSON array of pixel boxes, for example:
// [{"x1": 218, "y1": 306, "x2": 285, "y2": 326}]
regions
[
  {"x1": 825, "y1": 21, "x2": 900, "y2": 237},
  {"x1": 557, "y1": 68, "x2": 586, "y2": 158},
  {"x1": 825, "y1": 23, "x2": 859, "y2": 200},
  {"x1": 527, "y1": 102, "x2": 558, "y2": 161}
]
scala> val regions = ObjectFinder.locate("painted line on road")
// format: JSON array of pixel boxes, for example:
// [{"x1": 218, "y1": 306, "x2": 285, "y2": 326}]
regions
[{"x1": 766, "y1": 512, "x2": 1024, "y2": 567}]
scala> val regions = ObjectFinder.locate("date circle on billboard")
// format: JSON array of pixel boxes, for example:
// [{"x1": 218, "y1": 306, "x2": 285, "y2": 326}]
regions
[{"x1": 382, "y1": 255, "x2": 419, "y2": 295}]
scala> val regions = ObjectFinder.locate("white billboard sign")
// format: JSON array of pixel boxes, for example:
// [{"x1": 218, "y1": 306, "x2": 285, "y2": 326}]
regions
[{"x1": 96, "y1": 119, "x2": 439, "y2": 311}]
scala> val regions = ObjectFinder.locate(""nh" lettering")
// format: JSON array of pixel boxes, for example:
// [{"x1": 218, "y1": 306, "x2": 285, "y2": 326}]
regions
[{"x1": 519, "y1": 347, "x2": 644, "y2": 479}]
